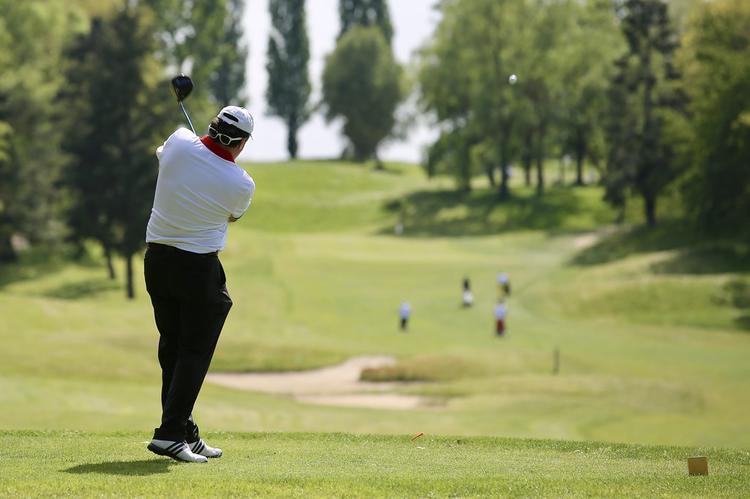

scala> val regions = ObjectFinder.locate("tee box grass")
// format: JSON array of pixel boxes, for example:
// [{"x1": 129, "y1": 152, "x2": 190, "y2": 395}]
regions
[{"x1": 1, "y1": 431, "x2": 748, "y2": 498}]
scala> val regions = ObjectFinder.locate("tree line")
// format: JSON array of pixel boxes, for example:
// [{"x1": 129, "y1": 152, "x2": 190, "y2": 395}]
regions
[
  {"x1": 0, "y1": 0, "x2": 402, "y2": 298},
  {"x1": 418, "y1": 0, "x2": 750, "y2": 233},
  {"x1": 0, "y1": 0, "x2": 748, "y2": 299},
  {"x1": 0, "y1": 0, "x2": 250, "y2": 297}
]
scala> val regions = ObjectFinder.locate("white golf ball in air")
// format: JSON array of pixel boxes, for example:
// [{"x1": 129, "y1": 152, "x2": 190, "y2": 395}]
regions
[{"x1": 508, "y1": 74, "x2": 518, "y2": 85}]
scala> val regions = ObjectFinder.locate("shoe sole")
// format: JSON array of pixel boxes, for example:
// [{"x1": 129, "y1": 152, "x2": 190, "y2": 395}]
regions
[{"x1": 147, "y1": 443, "x2": 207, "y2": 463}]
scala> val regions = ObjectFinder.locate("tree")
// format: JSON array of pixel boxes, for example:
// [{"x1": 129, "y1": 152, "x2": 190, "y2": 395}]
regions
[
  {"x1": 266, "y1": 0, "x2": 311, "y2": 159},
  {"x1": 322, "y1": 27, "x2": 402, "y2": 163},
  {"x1": 556, "y1": 0, "x2": 624, "y2": 187},
  {"x1": 604, "y1": 0, "x2": 685, "y2": 226},
  {"x1": 338, "y1": 0, "x2": 392, "y2": 45},
  {"x1": 419, "y1": 0, "x2": 526, "y2": 197},
  {"x1": 144, "y1": 0, "x2": 248, "y2": 123},
  {"x1": 679, "y1": 0, "x2": 750, "y2": 234},
  {"x1": 209, "y1": 0, "x2": 249, "y2": 107},
  {"x1": 61, "y1": 5, "x2": 172, "y2": 298},
  {"x1": 0, "y1": 1, "x2": 80, "y2": 261}
]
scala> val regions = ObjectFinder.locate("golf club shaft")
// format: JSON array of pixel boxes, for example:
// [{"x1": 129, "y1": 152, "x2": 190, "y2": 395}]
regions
[{"x1": 179, "y1": 101, "x2": 196, "y2": 134}]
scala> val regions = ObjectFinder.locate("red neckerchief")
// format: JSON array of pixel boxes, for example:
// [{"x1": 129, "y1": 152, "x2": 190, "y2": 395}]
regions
[{"x1": 200, "y1": 136, "x2": 235, "y2": 163}]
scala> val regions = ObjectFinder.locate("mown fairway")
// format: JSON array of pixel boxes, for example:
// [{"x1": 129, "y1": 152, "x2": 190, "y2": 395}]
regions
[
  {"x1": 2, "y1": 431, "x2": 748, "y2": 497},
  {"x1": 0, "y1": 161, "x2": 749, "y2": 495}
]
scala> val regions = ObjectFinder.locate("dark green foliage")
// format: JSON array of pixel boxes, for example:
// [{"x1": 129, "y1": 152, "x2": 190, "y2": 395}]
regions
[
  {"x1": 266, "y1": 0, "x2": 311, "y2": 159},
  {"x1": 210, "y1": 0, "x2": 249, "y2": 107},
  {"x1": 680, "y1": 0, "x2": 750, "y2": 236},
  {"x1": 419, "y1": 0, "x2": 622, "y2": 199},
  {"x1": 604, "y1": 0, "x2": 686, "y2": 226},
  {"x1": 717, "y1": 279, "x2": 750, "y2": 309},
  {"x1": 338, "y1": 0, "x2": 393, "y2": 45},
  {"x1": 322, "y1": 27, "x2": 402, "y2": 162},
  {"x1": 143, "y1": 0, "x2": 248, "y2": 123},
  {"x1": 61, "y1": 6, "x2": 172, "y2": 298},
  {"x1": 426, "y1": 130, "x2": 476, "y2": 192},
  {"x1": 419, "y1": 0, "x2": 528, "y2": 197},
  {"x1": 0, "y1": 2, "x2": 78, "y2": 260}
]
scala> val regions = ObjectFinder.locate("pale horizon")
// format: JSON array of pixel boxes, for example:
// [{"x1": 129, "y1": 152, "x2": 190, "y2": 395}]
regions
[{"x1": 239, "y1": 0, "x2": 440, "y2": 164}]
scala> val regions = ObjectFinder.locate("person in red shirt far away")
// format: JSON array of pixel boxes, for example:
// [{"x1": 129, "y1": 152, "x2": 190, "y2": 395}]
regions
[{"x1": 495, "y1": 300, "x2": 507, "y2": 337}]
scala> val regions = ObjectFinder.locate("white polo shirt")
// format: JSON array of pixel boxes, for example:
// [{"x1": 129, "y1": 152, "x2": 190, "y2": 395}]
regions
[{"x1": 146, "y1": 128, "x2": 255, "y2": 253}]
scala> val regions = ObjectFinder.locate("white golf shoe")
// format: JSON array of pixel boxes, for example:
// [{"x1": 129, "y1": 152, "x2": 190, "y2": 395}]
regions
[
  {"x1": 147, "y1": 439, "x2": 208, "y2": 463},
  {"x1": 189, "y1": 438, "x2": 223, "y2": 458}
]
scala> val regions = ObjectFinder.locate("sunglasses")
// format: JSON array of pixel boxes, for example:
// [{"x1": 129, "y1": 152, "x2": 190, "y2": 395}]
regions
[{"x1": 208, "y1": 125, "x2": 244, "y2": 146}]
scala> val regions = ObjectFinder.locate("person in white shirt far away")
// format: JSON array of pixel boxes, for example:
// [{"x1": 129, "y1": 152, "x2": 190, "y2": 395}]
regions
[{"x1": 399, "y1": 301, "x2": 411, "y2": 331}]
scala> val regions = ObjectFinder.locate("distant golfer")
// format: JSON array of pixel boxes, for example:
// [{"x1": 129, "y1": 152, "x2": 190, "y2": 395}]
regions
[
  {"x1": 399, "y1": 301, "x2": 411, "y2": 331},
  {"x1": 144, "y1": 106, "x2": 255, "y2": 463},
  {"x1": 494, "y1": 301, "x2": 507, "y2": 336},
  {"x1": 497, "y1": 272, "x2": 511, "y2": 299},
  {"x1": 462, "y1": 276, "x2": 474, "y2": 307}
]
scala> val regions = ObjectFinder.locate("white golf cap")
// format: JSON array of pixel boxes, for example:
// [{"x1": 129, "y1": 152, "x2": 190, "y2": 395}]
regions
[{"x1": 217, "y1": 106, "x2": 254, "y2": 136}]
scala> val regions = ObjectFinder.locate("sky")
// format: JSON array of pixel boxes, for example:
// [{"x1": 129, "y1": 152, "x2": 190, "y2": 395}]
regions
[{"x1": 239, "y1": 0, "x2": 441, "y2": 163}]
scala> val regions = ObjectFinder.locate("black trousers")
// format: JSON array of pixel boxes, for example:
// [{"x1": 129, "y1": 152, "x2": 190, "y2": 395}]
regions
[{"x1": 144, "y1": 243, "x2": 233, "y2": 442}]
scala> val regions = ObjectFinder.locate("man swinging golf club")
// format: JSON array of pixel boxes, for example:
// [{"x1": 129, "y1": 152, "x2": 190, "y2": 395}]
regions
[{"x1": 144, "y1": 76, "x2": 255, "y2": 463}]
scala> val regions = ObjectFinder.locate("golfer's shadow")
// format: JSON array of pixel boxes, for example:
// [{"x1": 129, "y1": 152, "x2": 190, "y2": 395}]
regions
[{"x1": 63, "y1": 459, "x2": 174, "y2": 476}]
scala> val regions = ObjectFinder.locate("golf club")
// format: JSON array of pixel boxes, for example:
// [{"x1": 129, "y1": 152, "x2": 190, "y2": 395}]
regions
[{"x1": 171, "y1": 74, "x2": 195, "y2": 134}]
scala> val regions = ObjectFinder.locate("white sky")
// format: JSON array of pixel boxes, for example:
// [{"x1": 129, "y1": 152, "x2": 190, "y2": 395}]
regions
[{"x1": 239, "y1": 0, "x2": 440, "y2": 163}]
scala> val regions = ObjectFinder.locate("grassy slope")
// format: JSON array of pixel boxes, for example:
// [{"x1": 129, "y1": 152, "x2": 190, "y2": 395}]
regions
[
  {"x1": 1, "y1": 161, "x2": 749, "y2": 453},
  {"x1": 1, "y1": 431, "x2": 748, "y2": 498}
]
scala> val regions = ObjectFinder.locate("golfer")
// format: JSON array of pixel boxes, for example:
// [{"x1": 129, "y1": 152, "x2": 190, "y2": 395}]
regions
[{"x1": 144, "y1": 106, "x2": 255, "y2": 463}]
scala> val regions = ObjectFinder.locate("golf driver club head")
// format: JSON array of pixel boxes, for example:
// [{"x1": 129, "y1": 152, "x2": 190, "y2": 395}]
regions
[{"x1": 171, "y1": 74, "x2": 194, "y2": 102}]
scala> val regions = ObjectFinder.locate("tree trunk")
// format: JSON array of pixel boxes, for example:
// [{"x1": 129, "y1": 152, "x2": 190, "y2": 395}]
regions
[
  {"x1": 485, "y1": 166, "x2": 495, "y2": 187},
  {"x1": 104, "y1": 244, "x2": 116, "y2": 280},
  {"x1": 575, "y1": 132, "x2": 586, "y2": 186},
  {"x1": 497, "y1": 141, "x2": 510, "y2": 199},
  {"x1": 522, "y1": 130, "x2": 533, "y2": 187},
  {"x1": 523, "y1": 157, "x2": 532, "y2": 187},
  {"x1": 644, "y1": 194, "x2": 657, "y2": 227},
  {"x1": 0, "y1": 232, "x2": 16, "y2": 262},
  {"x1": 125, "y1": 252, "x2": 135, "y2": 299},
  {"x1": 499, "y1": 165, "x2": 509, "y2": 198},
  {"x1": 535, "y1": 125, "x2": 546, "y2": 196},
  {"x1": 535, "y1": 154, "x2": 544, "y2": 196},
  {"x1": 287, "y1": 114, "x2": 298, "y2": 159}
]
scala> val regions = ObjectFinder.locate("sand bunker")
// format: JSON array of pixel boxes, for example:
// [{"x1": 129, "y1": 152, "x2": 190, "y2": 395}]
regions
[{"x1": 207, "y1": 356, "x2": 432, "y2": 410}]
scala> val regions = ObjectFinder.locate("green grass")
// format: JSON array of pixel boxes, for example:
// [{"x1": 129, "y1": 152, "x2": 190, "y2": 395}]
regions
[
  {"x1": 1, "y1": 431, "x2": 748, "y2": 497},
  {"x1": 1, "y1": 160, "x2": 749, "y2": 495}
]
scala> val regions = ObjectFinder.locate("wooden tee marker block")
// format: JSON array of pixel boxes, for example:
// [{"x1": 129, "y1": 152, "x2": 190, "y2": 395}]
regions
[{"x1": 687, "y1": 456, "x2": 708, "y2": 476}]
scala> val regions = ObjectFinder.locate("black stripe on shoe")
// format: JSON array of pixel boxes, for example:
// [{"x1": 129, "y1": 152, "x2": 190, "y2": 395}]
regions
[
  {"x1": 167, "y1": 442, "x2": 184, "y2": 453},
  {"x1": 193, "y1": 440, "x2": 205, "y2": 455},
  {"x1": 148, "y1": 442, "x2": 191, "y2": 463}
]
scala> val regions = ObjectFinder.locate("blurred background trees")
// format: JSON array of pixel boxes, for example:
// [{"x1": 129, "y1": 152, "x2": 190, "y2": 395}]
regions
[
  {"x1": 61, "y1": 6, "x2": 173, "y2": 298},
  {"x1": 417, "y1": 0, "x2": 747, "y2": 236},
  {"x1": 143, "y1": 0, "x2": 249, "y2": 125},
  {"x1": 0, "y1": 1, "x2": 79, "y2": 261},
  {"x1": 0, "y1": 0, "x2": 248, "y2": 297},
  {"x1": 679, "y1": 0, "x2": 750, "y2": 234},
  {"x1": 0, "y1": 0, "x2": 748, "y2": 298},
  {"x1": 266, "y1": 0, "x2": 311, "y2": 159},
  {"x1": 418, "y1": 0, "x2": 623, "y2": 199},
  {"x1": 323, "y1": 0, "x2": 402, "y2": 164},
  {"x1": 338, "y1": 0, "x2": 393, "y2": 45},
  {"x1": 322, "y1": 26, "x2": 402, "y2": 164},
  {"x1": 604, "y1": 0, "x2": 685, "y2": 227}
]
